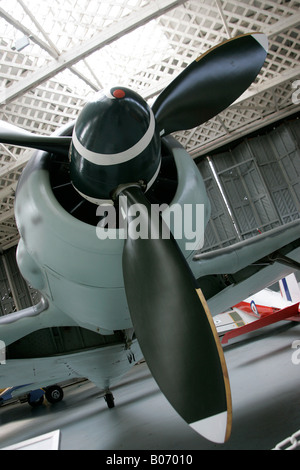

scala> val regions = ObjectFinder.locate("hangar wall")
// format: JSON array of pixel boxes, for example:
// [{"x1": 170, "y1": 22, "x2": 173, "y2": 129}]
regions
[
  {"x1": 198, "y1": 116, "x2": 300, "y2": 253},
  {"x1": 0, "y1": 247, "x2": 37, "y2": 315}
]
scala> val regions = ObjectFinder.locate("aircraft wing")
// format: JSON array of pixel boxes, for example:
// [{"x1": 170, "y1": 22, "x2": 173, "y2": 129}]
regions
[
  {"x1": 191, "y1": 219, "x2": 300, "y2": 316},
  {"x1": 221, "y1": 302, "x2": 300, "y2": 345},
  {"x1": 0, "y1": 341, "x2": 143, "y2": 393},
  {"x1": 0, "y1": 299, "x2": 78, "y2": 347}
]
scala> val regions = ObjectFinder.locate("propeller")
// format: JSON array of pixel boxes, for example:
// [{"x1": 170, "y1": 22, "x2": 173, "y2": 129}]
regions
[
  {"x1": 0, "y1": 120, "x2": 71, "y2": 156},
  {"x1": 113, "y1": 183, "x2": 232, "y2": 443},
  {"x1": 152, "y1": 33, "x2": 268, "y2": 135},
  {"x1": 1, "y1": 32, "x2": 269, "y2": 442}
]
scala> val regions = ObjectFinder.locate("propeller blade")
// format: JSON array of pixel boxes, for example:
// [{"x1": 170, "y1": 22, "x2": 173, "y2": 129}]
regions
[
  {"x1": 116, "y1": 184, "x2": 232, "y2": 443},
  {"x1": 0, "y1": 120, "x2": 71, "y2": 156},
  {"x1": 152, "y1": 33, "x2": 268, "y2": 135}
]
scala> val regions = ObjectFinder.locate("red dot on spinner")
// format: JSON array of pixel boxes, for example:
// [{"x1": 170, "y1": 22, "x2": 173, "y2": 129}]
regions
[{"x1": 113, "y1": 89, "x2": 126, "y2": 99}]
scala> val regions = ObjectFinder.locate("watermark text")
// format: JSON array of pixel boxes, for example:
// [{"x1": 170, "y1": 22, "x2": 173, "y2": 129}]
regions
[
  {"x1": 96, "y1": 197, "x2": 205, "y2": 251},
  {"x1": 292, "y1": 80, "x2": 300, "y2": 105},
  {"x1": 0, "y1": 340, "x2": 6, "y2": 365},
  {"x1": 291, "y1": 339, "x2": 300, "y2": 365}
]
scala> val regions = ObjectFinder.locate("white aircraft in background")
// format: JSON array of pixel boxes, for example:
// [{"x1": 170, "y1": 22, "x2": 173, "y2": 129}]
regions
[{"x1": 215, "y1": 273, "x2": 300, "y2": 344}]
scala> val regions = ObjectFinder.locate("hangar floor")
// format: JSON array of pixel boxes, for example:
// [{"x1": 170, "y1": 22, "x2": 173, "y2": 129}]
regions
[{"x1": 1, "y1": 321, "x2": 300, "y2": 450}]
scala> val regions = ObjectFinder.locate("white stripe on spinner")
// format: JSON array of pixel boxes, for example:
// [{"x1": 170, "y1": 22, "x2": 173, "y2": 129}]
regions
[
  {"x1": 72, "y1": 108, "x2": 156, "y2": 166},
  {"x1": 72, "y1": 160, "x2": 161, "y2": 205},
  {"x1": 103, "y1": 88, "x2": 116, "y2": 99}
]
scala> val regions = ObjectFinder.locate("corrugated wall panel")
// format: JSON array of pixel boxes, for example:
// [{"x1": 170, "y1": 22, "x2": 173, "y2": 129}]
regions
[
  {"x1": 197, "y1": 117, "x2": 300, "y2": 252},
  {"x1": 197, "y1": 158, "x2": 240, "y2": 251}
]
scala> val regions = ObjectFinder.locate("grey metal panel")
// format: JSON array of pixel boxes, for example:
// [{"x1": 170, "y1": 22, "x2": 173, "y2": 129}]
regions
[
  {"x1": 4, "y1": 247, "x2": 36, "y2": 309},
  {"x1": 0, "y1": 256, "x2": 15, "y2": 316},
  {"x1": 200, "y1": 118, "x2": 300, "y2": 249},
  {"x1": 0, "y1": 246, "x2": 42, "y2": 315},
  {"x1": 212, "y1": 143, "x2": 281, "y2": 238},
  {"x1": 197, "y1": 158, "x2": 240, "y2": 252},
  {"x1": 251, "y1": 122, "x2": 300, "y2": 224}
]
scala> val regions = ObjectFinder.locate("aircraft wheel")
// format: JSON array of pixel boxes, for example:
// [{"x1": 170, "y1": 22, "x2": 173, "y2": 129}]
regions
[
  {"x1": 45, "y1": 385, "x2": 64, "y2": 404},
  {"x1": 104, "y1": 392, "x2": 115, "y2": 409}
]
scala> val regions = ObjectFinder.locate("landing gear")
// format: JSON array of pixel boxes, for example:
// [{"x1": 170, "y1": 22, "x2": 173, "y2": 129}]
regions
[
  {"x1": 27, "y1": 391, "x2": 44, "y2": 407},
  {"x1": 25, "y1": 384, "x2": 64, "y2": 407},
  {"x1": 44, "y1": 385, "x2": 64, "y2": 404},
  {"x1": 104, "y1": 391, "x2": 115, "y2": 409}
]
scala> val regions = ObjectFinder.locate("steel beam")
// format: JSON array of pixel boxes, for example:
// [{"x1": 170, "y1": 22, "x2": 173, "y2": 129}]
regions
[{"x1": 0, "y1": 0, "x2": 188, "y2": 105}]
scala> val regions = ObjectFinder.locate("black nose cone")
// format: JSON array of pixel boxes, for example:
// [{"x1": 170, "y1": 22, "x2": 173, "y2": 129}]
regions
[{"x1": 69, "y1": 87, "x2": 161, "y2": 204}]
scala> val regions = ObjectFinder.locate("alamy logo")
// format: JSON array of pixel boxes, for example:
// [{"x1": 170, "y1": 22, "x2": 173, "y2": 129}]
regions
[
  {"x1": 292, "y1": 80, "x2": 300, "y2": 105},
  {"x1": 95, "y1": 197, "x2": 205, "y2": 251},
  {"x1": 291, "y1": 340, "x2": 300, "y2": 365},
  {"x1": 0, "y1": 340, "x2": 6, "y2": 364}
]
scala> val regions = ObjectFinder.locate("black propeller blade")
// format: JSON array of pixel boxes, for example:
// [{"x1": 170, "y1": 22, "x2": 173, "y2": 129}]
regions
[
  {"x1": 115, "y1": 184, "x2": 232, "y2": 443},
  {"x1": 152, "y1": 33, "x2": 268, "y2": 135},
  {"x1": 0, "y1": 120, "x2": 71, "y2": 156}
]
